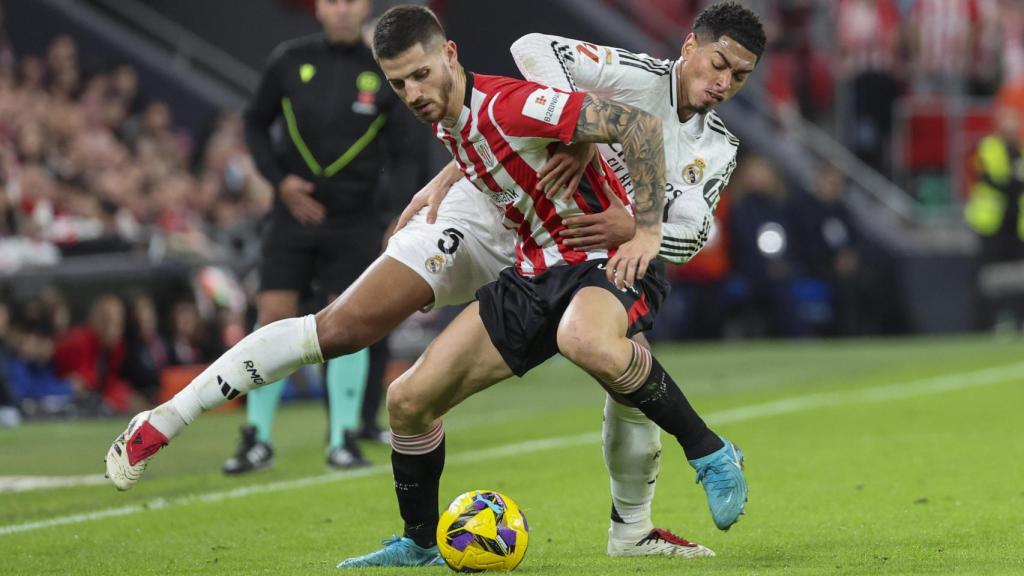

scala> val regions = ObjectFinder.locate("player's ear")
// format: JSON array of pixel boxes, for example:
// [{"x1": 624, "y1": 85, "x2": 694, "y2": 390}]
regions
[
  {"x1": 681, "y1": 33, "x2": 697, "y2": 60},
  {"x1": 444, "y1": 40, "x2": 458, "y2": 66}
]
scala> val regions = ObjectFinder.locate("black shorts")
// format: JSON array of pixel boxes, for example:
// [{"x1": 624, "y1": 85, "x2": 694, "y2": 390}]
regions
[
  {"x1": 476, "y1": 259, "x2": 668, "y2": 377},
  {"x1": 259, "y1": 213, "x2": 383, "y2": 296}
]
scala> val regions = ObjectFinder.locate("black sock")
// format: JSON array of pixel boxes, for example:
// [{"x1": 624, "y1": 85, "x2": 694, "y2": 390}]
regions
[
  {"x1": 622, "y1": 356, "x2": 722, "y2": 460},
  {"x1": 392, "y1": 437, "x2": 445, "y2": 548}
]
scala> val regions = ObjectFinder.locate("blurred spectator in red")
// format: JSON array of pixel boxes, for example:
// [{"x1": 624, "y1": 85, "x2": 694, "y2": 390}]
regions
[
  {"x1": 996, "y1": 2, "x2": 1024, "y2": 142},
  {"x1": 999, "y1": 0, "x2": 1024, "y2": 86},
  {"x1": 764, "y1": 0, "x2": 833, "y2": 126},
  {"x1": 836, "y1": 0, "x2": 904, "y2": 172},
  {"x1": 906, "y1": 0, "x2": 982, "y2": 95},
  {"x1": 53, "y1": 294, "x2": 142, "y2": 414}
]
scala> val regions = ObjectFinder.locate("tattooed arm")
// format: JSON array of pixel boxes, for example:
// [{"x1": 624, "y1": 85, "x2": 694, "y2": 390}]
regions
[{"x1": 572, "y1": 94, "x2": 664, "y2": 289}]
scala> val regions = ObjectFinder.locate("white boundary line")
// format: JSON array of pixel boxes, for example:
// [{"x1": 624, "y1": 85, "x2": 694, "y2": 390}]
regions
[
  {"x1": 2, "y1": 360, "x2": 1022, "y2": 537},
  {"x1": 0, "y1": 475, "x2": 109, "y2": 493}
]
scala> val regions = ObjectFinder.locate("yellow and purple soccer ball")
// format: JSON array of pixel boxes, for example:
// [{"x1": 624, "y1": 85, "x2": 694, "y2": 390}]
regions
[{"x1": 436, "y1": 490, "x2": 529, "y2": 572}]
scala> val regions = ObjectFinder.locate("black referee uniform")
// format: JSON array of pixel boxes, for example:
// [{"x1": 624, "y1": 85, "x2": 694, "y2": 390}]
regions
[{"x1": 245, "y1": 32, "x2": 420, "y2": 296}]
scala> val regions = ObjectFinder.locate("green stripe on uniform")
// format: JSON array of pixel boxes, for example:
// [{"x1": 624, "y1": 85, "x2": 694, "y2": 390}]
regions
[
  {"x1": 323, "y1": 113, "x2": 387, "y2": 177},
  {"x1": 280, "y1": 97, "x2": 388, "y2": 179},
  {"x1": 281, "y1": 97, "x2": 322, "y2": 176}
]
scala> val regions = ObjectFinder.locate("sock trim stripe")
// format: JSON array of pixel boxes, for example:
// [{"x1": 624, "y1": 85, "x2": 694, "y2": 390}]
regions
[
  {"x1": 391, "y1": 422, "x2": 445, "y2": 455},
  {"x1": 613, "y1": 343, "x2": 641, "y2": 387},
  {"x1": 610, "y1": 341, "x2": 651, "y2": 394}
]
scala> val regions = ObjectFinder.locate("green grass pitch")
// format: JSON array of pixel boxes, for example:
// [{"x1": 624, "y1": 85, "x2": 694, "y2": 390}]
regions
[{"x1": 2, "y1": 336, "x2": 1023, "y2": 575}]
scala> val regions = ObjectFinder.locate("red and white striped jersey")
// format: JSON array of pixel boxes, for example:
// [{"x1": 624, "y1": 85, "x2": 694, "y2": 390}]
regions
[{"x1": 433, "y1": 72, "x2": 631, "y2": 278}]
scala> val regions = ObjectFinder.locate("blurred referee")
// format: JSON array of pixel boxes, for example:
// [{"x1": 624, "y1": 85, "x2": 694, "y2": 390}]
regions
[{"x1": 226, "y1": 0, "x2": 421, "y2": 474}]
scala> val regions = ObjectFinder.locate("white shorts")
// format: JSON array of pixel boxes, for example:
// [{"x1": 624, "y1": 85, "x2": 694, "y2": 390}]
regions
[{"x1": 385, "y1": 181, "x2": 516, "y2": 309}]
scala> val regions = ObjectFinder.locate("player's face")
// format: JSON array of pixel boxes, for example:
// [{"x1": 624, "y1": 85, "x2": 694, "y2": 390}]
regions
[
  {"x1": 678, "y1": 33, "x2": 757, "y2": 115},
  {"x1": 316, "y1": 0, "x2": 371, "y2": 44},
  {"x1": 379, "y1": 40, "x2": 458, "y2": 124}
]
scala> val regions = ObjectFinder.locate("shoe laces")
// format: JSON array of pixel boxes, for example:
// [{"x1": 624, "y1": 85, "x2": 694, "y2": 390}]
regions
[
  {"x1": 649, "y1": 528, "x2": 695, "y2": 547},
  {"x1": 694, "y1": 459, "x2": 737, "y2": 497}
]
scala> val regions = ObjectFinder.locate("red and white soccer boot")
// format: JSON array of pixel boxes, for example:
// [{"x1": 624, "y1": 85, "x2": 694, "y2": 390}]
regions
[
  {"x1": 104, "y1": 411, "x2": 169, "y2": 491},
  {"x1": 607, "y1": 527, "x2": 715, "y2": 558}
]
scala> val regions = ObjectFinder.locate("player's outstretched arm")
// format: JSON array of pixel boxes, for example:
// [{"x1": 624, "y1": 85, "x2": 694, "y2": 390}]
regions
[{"x1": 572, "y1": 94, "x2": 664, "y2": 289}]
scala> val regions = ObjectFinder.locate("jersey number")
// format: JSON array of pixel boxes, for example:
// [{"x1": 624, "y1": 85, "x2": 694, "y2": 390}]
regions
[{"x1": 438, "y1": 228, "x2": 465, "y2": 255}]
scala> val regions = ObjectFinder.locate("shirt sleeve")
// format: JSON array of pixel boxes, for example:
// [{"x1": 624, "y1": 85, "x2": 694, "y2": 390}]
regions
[
  {"x1": 488, "y1": 77, "x2": 585, "y2": 144},
  {"x1": 244, "y1": 44, "x2": 288, "y2": 188},
  {"x1": 659, "y1": 156, "x2": 736, "y2": 264},
  {"x1": 510, "y1": 33, "x2": 665, "y2": 103}
]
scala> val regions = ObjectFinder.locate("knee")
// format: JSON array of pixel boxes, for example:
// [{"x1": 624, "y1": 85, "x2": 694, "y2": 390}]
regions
[
  {"x1": 386, "y1": 377, "x2": 434, "y2": 432},
  {"x1": 314, "y1": 307, "x2": 371, "y2": 359},
  {"x1": 557, "y1": 322, "x2": 615, "y2": 380}
]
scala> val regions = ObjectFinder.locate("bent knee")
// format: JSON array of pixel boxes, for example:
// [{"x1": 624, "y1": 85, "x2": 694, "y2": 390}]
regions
[
  {"x1": 386, "y1": 378, "x2": 435, "y2": 430},
  {"x1": 557, "y1": 324, "x2": 604, "y2": 369},
  {"x1": 558, "y1": 323, "x2": 629, "y2": 382}
]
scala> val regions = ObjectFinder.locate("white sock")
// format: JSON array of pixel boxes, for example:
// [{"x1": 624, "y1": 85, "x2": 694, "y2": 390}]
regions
[
  {"x1": 603, "y1": 395, "x2": 660, "y2": 541},
  {"x1": 149, "y1": 315, "x2": 324, "y2": 439}
]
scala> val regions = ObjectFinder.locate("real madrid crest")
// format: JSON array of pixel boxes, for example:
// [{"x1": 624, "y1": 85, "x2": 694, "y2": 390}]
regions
[
  {"x1": 425, "y1": 255, "x2": 445, "y2": 274},
  {"x1": 682, "y1": 158, "x2": 706, "y2": 185}
]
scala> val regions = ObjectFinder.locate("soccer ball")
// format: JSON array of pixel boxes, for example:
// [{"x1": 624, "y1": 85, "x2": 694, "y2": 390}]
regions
[{"x1": 436, "y1": 490, "x2": 529, "y2": 572}]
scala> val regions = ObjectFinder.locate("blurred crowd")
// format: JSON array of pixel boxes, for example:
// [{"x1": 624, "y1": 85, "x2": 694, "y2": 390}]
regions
[
  {"x1": 0, "y1": 34, "x2": 272, "y2": 272},
  {"x1": 622, "y1": 0, "x2": 1023, "y2": 173},
  {"x1": 0, "y1": 286, "x2": 245, "y2": 425},
  {"x1": 0, "y1": 31, "x2": 261, "y2": 422}
]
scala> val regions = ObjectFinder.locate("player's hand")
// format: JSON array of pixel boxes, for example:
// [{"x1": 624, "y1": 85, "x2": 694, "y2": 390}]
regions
[
  {"x1": 396, "y1": 173, "x2": 454, "y2": 231},
  {"x1": 279, "y1": 175, "x2": 324, "y2": 225},
  {"x1": 605, "y1": 228, "x2": 660, "y2": 291},
  {"x1": 559, "y1": 178, "x2": 634, "y2": 251},
  {"x1": 538, "y1": 142, "x2": 596, "y2": 199}
]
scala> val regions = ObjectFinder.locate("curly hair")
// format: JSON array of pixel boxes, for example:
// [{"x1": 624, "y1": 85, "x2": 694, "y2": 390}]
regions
[{"x1": 693, "y1": 2, "x2": 767, "y2": 60}]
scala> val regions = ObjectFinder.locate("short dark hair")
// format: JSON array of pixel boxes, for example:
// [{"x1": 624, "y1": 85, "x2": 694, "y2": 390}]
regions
[
  {"x1": 693, "y1": 2, "x2": 766, "y2": 60},
  {"x1": 372, "y1": 5, "x2": 446, "y2": 60}
]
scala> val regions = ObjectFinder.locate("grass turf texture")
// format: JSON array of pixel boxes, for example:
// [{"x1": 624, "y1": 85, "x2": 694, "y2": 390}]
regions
[{"x1": 1, "y1": 336, "x2": 1023, "y2": 575}]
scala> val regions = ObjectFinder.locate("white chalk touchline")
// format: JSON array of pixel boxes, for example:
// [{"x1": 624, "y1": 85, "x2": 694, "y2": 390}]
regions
[
  {"x1": 0, "y1": 475, "x2": 109, "y2": 493},
  {"x1": 2, "y1": 360, "x2": 1021, "y2": 537}
]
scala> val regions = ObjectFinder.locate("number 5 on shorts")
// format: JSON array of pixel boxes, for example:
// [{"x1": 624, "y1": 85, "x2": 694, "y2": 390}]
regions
[{"x1": 438, "y1": 228, "x2": 465, "y2": 255}]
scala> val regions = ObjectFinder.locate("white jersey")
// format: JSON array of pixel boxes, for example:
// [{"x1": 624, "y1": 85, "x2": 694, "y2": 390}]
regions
[{"x1": 511, "y1": 33, "x2": 739, "y2": 263}]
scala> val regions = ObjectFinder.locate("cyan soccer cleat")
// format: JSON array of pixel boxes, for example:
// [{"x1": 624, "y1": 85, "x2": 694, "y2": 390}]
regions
[
  {"x1": 689, "y1": 436, "x2": 747, "y2": 530},
  {"x1": 337, "y1": 536, "x2": 445, "y2": 568}
]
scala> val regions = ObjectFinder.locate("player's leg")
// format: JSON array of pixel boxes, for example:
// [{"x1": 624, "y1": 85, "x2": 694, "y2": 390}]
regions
[
  {"x1": 338, "y1": 302, "x2": 514, "y2": 568},
  {"x1": 357, "y1": 339, "x2": 391, "y2": 442},
  {"x1": 602, "y1": 337, "x2": 714, "y2": 557},
  {"x1": 319, "y1": 221, "x2": 383, "y2": 469},
  {"x1": 104, "y1": 204, "x2": 507, "y2": 490},
  {"x1": 325, "y1": 347, "x2": 370, "y2": 466},
  {"x1": 223, "y1": 216, "x2": 313, "y2": 475},
  {"x1": 104, "y1": 255, "x2": 433, "y2": 491},
  {"x1": 557, "y1": 285, "x2": 747, "y2": 531},
  {"x1": 222, "y1": 290, "x2": 299, "y2": 475}
]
